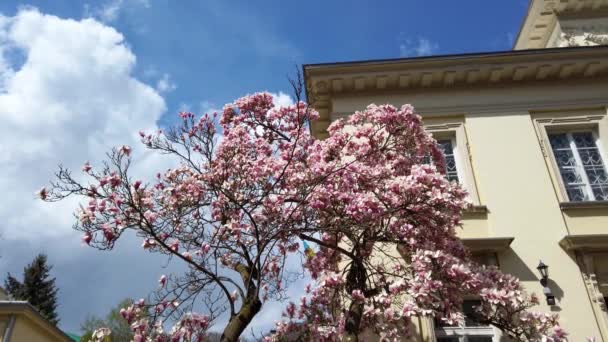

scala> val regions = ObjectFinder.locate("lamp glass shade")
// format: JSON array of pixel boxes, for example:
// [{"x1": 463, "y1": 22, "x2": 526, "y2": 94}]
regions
[{"x1": 537, "y1": 260, "x2": 549, "y2": 278}]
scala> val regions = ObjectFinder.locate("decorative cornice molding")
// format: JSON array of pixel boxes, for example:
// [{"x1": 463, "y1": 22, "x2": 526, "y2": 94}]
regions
[
  {"x1": 515, "y1": 0, "x2": 608, "y2": 50},
  {"x1": 424, "y1": 122, "x2": 463, "y2": 131},
  {"x1": 304, "y1": 48, "x2": 608, "y2": 104},
  {"x1": 560, "y1": 234, "x2": 608, "y2": 251},
  {"x1": 536, "y1": 114, "x2": 605, "y2": 124}
]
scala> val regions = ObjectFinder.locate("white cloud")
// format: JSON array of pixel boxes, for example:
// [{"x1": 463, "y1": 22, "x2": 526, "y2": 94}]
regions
[
  {"x1": 199, "y1": 100, "x2": 220, "y2": 115},
  {"x1": 86, "y1": 0, "x2": 151, "y2": 23},
  {"x1": 156, "y1": 73, "x2": 176, "y2": 93},
  {"x1": 269, "y1": 91, "x2": 294, "y2": 108},
  {"x1": 98, "y1": 0, "x2": 124, "y2": 22},
  {"x1": 506, "y1": 32, "x2": 515, "y2": 47},
  {"x1": 399, "y1": 37, "x2": 439, "y2": 57},
  {"x1": 0, "y1": 7, "x2": 178, "y2": 332},
  {"x1": 0, "y1": 8, "x2": 166, "y2": 239}
]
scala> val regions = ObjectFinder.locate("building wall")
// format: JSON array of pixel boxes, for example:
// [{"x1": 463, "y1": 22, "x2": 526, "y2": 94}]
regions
[
  {"x1": 325, "y1": 77, "x2": 608, "y2": 340},
  {"x1": 10, "y1": 315, "x2": 63, "y2": 342},
  {"x1": 0, "y1": 313, "x2": 67, "y2": 342}
]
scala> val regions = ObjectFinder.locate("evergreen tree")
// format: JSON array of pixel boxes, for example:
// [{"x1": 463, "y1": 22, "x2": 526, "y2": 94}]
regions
[{"x1": 4, "y1": 254, "x2": 59, "y2": 325}]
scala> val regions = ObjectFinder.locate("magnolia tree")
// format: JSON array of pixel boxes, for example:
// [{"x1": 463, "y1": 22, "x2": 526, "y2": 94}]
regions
[
  {"x1": 269, "y1": 103, "x2": 566, "y2": 342},
  {"x1": 43, "y1": 93, "x2": 319, "y2": 341},
  {"x1": 42, "y1": 92, "x2": 565, "y2": 342}
]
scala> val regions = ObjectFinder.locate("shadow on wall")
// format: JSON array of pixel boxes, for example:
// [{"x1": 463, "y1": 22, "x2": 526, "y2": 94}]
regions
[
  {"x1": 548, "y1": 278, "x2": 565, "y2": 312},
  {"x1": 498, "y1": 249, "x2": 539, "y2": 282},
  {"x1": 498, "y1": 249, "x2": 566, "y2": 311}
]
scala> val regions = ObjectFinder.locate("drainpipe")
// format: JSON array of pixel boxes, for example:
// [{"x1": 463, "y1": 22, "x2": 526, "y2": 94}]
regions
[{"x1": 3, "y1": 315, "x2": 16, "y2": 342}]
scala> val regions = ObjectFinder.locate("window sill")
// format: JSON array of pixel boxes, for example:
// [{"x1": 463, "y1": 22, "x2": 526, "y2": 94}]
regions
[
  {"x1": 466, "y1": 205, "x2": 488, "y2": 213},
  {"x1": 560, "y1": 234, "x2": 608, "y2": 251},
  {"x1": 559, "y1": 201, "x2": 608, "y2": 210},
  {"x1": 462, "y1": 205, "x2": 488, "y2": 218},
  {"x1": 461, "y1": 237, "x2": 514, "y2": 252}
]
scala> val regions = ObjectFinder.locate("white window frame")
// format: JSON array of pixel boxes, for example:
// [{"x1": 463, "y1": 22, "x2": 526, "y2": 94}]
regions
[
  {"x1": 424, "y1": 119, "x2": 482, "y2": 206},
  {"x1": 533, "y1": 108, "x2": 608, "y2": 204},
  {"x1": 435, "y1": 327, "x2": 496, "y2": 342},
  {"x1": 436, "y1": 136, "x2": 466, "y2": 185},
  {"x1": 548, "y1": 130, "x2": 608, "y2": 201},
  {"x1": 433, "y1": 299, "x2": 500, "y2": 342}
]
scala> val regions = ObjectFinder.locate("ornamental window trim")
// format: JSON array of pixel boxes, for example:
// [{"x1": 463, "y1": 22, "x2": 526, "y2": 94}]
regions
[
  {"x1": 547, "y1": 130, "x2": 608, "y2": 202},
  {"x1": 533, "y1": 108, "x2": 608, "y2": 204},
  {"x1": 425, "y1": 119, "x2": 481, "y2": 206},
  {"x1": 434, "y1": 299, "x2": 499, "y2": 342}
]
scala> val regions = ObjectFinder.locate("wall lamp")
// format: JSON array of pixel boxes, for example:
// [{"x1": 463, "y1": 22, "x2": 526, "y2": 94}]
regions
[{"x1": 537, "y1": 260, "x2": 556, "y2": 305}]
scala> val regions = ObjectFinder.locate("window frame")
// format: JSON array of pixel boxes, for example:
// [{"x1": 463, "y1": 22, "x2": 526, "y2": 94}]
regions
[
  {"x1": 436, "y1": 136, "x2": 464, "y2": 184},
  {"x1": 433, "y1": 299, "x2": 498, "y2": 342},
  {"x1": 424, "y1": 118, "x2": 482, "y2": 206},
  {"x1": 547, "y1": 130, "x2": 608, "y2": 201},
  {"x1": 533, "y1": 108, "x2": 608, "y2": 203},
  {"x1": 435, "y1": 328, "x2": 495, "y2": 342}
]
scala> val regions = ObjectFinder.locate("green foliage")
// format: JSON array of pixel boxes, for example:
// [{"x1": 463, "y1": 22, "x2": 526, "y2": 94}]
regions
[
  {"x1": 4, "y1": 254, "x2": 59, "y2": 325},
  {"x1": 80, "y1": 298, "x2": 134, "y2": 342}
]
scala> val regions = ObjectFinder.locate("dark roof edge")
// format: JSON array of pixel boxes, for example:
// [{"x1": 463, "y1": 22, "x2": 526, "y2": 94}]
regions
[{"x1": 303, "y1": 45, "x2": 608, "y2": 71}]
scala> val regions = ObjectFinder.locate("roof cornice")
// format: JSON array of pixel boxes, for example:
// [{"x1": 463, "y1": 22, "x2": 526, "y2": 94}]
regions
[
  {"x1": 515, "y1": 0, "x2": 608, "y2": 50},
  {"x1": 304, "y1": 46, "x2": 608, "y2": 98}
]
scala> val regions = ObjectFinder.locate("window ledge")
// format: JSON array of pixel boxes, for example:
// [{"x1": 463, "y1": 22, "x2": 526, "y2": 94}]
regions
[
  {"x1": 461, "y1": 237, "x2": 514, "y2": 252},
  {"x1": 462, "y1": 205, "x2": 488, "y2": 217},
  {"x1": 559, "y1": 201, "x2": 608, "y2": 210},
  {"x1": 464, "y1": 206, "x2": 490, "y2": 214},
  {"x1": 560, "y1": 234, "x2": 608, "y2": 251}
]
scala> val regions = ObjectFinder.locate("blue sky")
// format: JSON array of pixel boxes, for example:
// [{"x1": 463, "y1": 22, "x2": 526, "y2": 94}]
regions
[
  {"x1": 0, "y1": 0, "x2": 528, "y2": 336},
  {"x1": 0, "y1": 0, "x2": 528, "y2": 127}
]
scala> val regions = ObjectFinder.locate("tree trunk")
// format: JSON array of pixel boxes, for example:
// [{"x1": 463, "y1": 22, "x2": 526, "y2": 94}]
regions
[
  {"x1": 220, "y1": 297, "x2": 262, "y2": 342},
  {"x1": 342, "y1": 300, "x2": 364, "y2": 342}
]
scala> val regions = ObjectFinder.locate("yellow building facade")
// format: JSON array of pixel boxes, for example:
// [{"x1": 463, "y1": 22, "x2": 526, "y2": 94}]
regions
[
  {"x1": 304, "y1": 1, "x2": 608, "y2": 340},
  {"x1": 0, "y1": 288, "x2": 72, "y2": 342}
]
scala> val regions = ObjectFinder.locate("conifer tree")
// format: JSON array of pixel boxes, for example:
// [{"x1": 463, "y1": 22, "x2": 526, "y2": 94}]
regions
[{"x1": 5, "y1": 254, "x2": 59, "y2": 325}]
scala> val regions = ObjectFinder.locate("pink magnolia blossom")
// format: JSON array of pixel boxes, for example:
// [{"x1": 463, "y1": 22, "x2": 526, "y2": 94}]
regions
[
  {"x1": 82, "y1": 232, "x2": 92, "y2": 245},
  {"x1": 120, "y1": 145, "x2": 132, "y2": 156},
  {"x1": 201, "y1": 243, "x2": 211, "y2": 255},
  {"x1": 82, "y1": 161, "x2": 92, "y2": 173},
  {"x1": 36, "y1": 187, "x2": 48, "y2": 200}
]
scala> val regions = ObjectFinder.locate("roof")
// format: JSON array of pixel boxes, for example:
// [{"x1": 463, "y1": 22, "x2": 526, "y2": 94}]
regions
[
  {"x1": 0, "y1": 301, "x2": 73, "y2": 342},
  {"x1": 303, "y1": 46, "x2": 608, "y2": 98},
  {"x1": 303, "y1": 45, "x2": 607, "y2": 71},
  {"x1": 302, "y1": 45, "x2": 608, "y2": 139}
]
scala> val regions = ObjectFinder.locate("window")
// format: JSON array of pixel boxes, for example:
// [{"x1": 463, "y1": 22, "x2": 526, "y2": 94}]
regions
[
  {"x1": 548, "y1": 131, "x2": 608, "y2": 202},
  {"x1": 424, "y1": 119, "x2": 482, "y2": 206},
  {"x1": 437, "y1": 139, "x2": 460, "y2": 183},
  {"x1": 470, "y1": 252, "x2": 499, "y2": 268},
  {"x1": 435, "y1": 300, "x2": 496, "y2": 342},
  {"x1": 425, "y1": 137, "x2": 461, "y2": 183}
]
